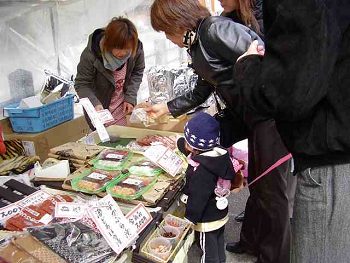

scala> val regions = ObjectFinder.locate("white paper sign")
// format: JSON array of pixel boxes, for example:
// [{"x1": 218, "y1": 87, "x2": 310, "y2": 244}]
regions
[
  {"x1": 17, "y1": 190, "x2": 51, "y2": 208},
  {"x1": 97, "y1": 109, "x2": 114, "y2": 124},
  {"x1": 87, "y1": 172, "x2": 107, "y2": 180},
  {"x1": 0, "y1": 203, "x2": 21, "y2": 222},
  {"x1": 144, "y1": 145, "x2": 183, "y2": 176},
  {"x1": 80, "y1": 98, "x2": 110, "y2": 143},
  {"x1": 88, "y1": 195, "x2": 138, "y2": 255},
  {"x1": 0, "y1": 190, "x2": 51, "y2": 223},
  {"x1": 126, "y1": 203, "x2": 152, "y2": 234},
  {"x1": 55, "y1": 202, "x2": 87, "y2": 219}
]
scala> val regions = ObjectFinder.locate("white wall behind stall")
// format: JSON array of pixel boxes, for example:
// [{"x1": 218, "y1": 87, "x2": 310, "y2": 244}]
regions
[{"x1": 0, "y1": 0, "x2": 186, "y2": 110}]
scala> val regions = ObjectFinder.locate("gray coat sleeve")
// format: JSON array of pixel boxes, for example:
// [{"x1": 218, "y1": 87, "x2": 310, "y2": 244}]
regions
[
  {"x1": 124, "y1": 42, "x2": 145, "y2": 106},
  {"x1": 74, "y1": 48, "x2": 101, "y2": 107}
]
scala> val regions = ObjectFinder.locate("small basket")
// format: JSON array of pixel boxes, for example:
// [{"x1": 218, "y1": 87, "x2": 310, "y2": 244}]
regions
[
  {"x1": 3, "y1": 95, "x2": 74, "y2": 133},
  {"x1": 140, "y1": 215, "x2": 192, "y2": 263}
]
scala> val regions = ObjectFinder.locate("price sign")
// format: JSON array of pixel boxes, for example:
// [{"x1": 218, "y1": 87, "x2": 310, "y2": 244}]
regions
[
  {"x1": 88, "y1": 195, "x2": 138, "y2": 255},
  {"x1": 0, "y1": 203, "x2": 21, "y2": 222},
  {"x1": 144, "y1": 145, "x2": 183, "y2": 176},
  {"x1": 126, "y1": 203, "x2": 152, "y2": 234},
  {"x1": 80, "y1": 98, "x2": 110, "y2": 143},
  {"x1": 0, "y1": 190, "x2": 51, "y2": 223},
  {"x1": 17, "y1": 190, "x2": 51, "y2": 208},
  {"x1": 97, "y1": 109, "x2": 114, "y2": 124},
  {"x1": 55, "y1": 202, "x2": 87, "y2": 219}
]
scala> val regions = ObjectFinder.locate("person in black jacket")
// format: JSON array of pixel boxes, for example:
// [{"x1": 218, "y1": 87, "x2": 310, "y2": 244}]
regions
[
  {"x1": 178, "y1": 112, "x2": 235, "y2": 263},
  {"x1": 219, "y1": 0, "x2": 297, "y2": 260},
  {"x1": 235, "y1": 1, "x2": 350, "y2": 262},
  {"x1": 145, "y1": 0, "x2": 292, "y2": 262}
]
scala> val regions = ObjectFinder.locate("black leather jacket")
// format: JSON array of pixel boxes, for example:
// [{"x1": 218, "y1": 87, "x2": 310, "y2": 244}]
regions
[{"x1": 167, "y1": 16, "x2": 262, "y2": 119}]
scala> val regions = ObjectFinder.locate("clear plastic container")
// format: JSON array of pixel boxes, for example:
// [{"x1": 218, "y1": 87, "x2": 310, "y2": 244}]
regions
[
  {"x1": 92, "y1": 149, "x2": 132, "y2": 171},
  {"x1": 128, "y1": 159, "x2": 163, "y2": 177},
  {"x1": 71, "y1": 169, "x2": 123, "y2": 194},
  {"x1": 163, "y1": 214, "x2": 187, "y2": 233},
  {"x1": 106, "y1": 173, "x2": 157, "y2": 200},
  {"x1": 147, "y1": 237, "x2": 172, "y2": 261},
  {"x1": 157, "y1": 225, "x2": 180, "y2": 245}
]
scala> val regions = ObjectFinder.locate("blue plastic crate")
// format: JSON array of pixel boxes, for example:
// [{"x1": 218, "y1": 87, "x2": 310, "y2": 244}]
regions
[{"x1": 4, "y1": 95, "x2": 74, "y2": 133}]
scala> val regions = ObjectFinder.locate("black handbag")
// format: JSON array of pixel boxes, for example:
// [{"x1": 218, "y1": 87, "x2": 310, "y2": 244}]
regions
[{"x1": 214, "y1": 92, "x2": 247, "y2": 148}]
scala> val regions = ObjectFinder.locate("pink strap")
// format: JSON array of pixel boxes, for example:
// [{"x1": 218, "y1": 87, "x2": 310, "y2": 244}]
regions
[{"x1": 248, "y1": 153, "x2": 292, "y2": 187}]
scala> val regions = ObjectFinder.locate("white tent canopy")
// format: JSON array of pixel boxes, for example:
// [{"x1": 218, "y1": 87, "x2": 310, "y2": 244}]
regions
[{"x1": 0, "y1": 0, "x2": 185, "y2": 109}]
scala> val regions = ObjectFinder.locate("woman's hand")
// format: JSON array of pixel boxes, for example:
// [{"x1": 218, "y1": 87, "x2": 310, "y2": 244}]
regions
[
  {"x1": 237, "y1": 40, "x2": 265, "y2": 62},
  {"x1": 123, "y1": 102, "x2": 134, "y2": 114},
  {"x1": 144, "y1": 103, "x2": 170, "y2": 119}
]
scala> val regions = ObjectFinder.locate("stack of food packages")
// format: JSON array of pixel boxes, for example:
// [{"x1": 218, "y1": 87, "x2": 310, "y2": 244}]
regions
[
  {"x1": 48, "y1": 142, "x2": 106, "y2": 172},
  {"x1": 63, "y1": 134, "x2": 185, "y2": 206}
]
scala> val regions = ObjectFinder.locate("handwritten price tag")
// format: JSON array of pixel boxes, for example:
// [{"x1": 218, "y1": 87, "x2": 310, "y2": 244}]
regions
[
  {"x1": 80, "y1": 98, "x2": 110, "y2": 143},
  {"x1": 0, "y1": 203, "x2": 21, "y2": 222},
  {"x1": 126, "y1": 203, "x2": 152, "y2": 234},
  {"x1": 88, "y1": 195, "x2": 138, "y2": 255},
  {"x1": 144, "y1": 145, "x2": 183, "y2": 177},
  {"x1": 0, "y1": 190, "x2": 51, "y2": 223},
  {"x1": 17, "y1": 190, "x2": 51, "y2": 208},
  {"x1": 55, "y1": 202, "x2": 87, "y2": 219}
]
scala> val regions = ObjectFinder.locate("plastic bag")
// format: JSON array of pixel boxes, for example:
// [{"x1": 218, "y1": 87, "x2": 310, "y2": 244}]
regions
[
  {"x1": 129, "y1": 108, "x2": 155, "y2": 127},
  {"x1": 27, "y1": 221, "x2": 116, "y2": 263}
]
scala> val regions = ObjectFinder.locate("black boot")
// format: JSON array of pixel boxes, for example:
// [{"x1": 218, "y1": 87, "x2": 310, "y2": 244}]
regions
[{"x1": 226, "y1": 241, "x2": 255, "y2": 255}]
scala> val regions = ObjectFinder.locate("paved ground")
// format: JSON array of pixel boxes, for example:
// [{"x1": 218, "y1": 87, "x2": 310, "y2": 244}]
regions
[{"x1": 187, "y1": 187, "x2": 256, "y2": 263}]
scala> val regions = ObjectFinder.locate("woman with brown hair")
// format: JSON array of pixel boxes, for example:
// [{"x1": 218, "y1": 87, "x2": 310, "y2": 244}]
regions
[
  {"x1": 219, "y1": 0, "x2": 263, "y2": 37},
  {"x1": 75, "y1": 17, "x2": 145, "y2": 129}
]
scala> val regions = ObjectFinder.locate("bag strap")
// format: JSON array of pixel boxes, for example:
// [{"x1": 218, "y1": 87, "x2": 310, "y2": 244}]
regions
[
  {"x1": 248, "y1": 153, "x2": 292, "y2": 187},
  {"x1": 213, "y1": 91, "x2": 223, "y2": 112}
]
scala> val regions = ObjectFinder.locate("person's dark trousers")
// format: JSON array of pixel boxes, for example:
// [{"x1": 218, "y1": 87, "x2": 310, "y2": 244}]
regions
[
  {"x1": 240, "y1": 120, "x2": 291, "y2": 263},
  {"x1": 199, "y1": 226, "x2": 226, "y2": 263}
]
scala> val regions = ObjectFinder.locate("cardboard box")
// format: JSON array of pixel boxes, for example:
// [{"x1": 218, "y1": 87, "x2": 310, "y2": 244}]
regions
[
  {"x1": 126, "y1": 114, "x2": 188, "y2": 133},
  {"x1": 2, "y1": 116, "x2": 90, "y2": 161}
]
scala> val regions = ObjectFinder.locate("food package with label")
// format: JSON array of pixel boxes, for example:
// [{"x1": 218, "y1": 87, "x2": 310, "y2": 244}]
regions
[
  {"x1": 71, "y1": 169, "x2": 123, "y2": 194},
  {"x1": 92, "y1": 149, "x2": 132, "y2": 171},
  {"x1": 3, "y1": 194, "x2": 74, "y2": 231},
  {"x1": 106, "y1": 173, "x2": 158, "y2": 200},
  {"x1": 127, "y1": 159, "x2": 163, "y2": 177},
  {"x1": 136, "y1": 135, "x2": 177, "y2": 150},
  {"x1": 5, "y1": 205, "x2": 52, "y2": 231}
]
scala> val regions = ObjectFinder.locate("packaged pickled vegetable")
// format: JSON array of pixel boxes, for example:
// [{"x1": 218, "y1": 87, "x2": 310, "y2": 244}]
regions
[
  {"x1": 128, "y1": 159, "x2": 163, "y2": 177},
  {"x1": 106, "y1": 174, "x2": 157, "y2": 200},
  {"x1": 92, "y1": 149, "x2": 132, "y2": 170},
  {"x1": 72, "y1": 169, "x2": 123, "y2": 194}
]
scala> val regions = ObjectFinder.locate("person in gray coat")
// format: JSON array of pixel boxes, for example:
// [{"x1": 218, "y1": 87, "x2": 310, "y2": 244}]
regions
[{"x1": 75, "y1": 17, "x2": 145, "y2": 128}]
